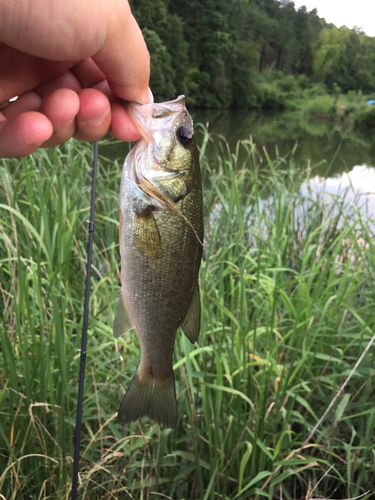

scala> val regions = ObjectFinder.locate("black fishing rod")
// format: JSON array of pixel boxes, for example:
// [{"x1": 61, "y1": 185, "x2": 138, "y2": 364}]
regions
[{"x1": 71, "y1": 140, "x2": 99, "y2": 500}]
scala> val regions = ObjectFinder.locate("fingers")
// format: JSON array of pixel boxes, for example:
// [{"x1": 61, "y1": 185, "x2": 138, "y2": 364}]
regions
[
  {"x1": 0, "y1": 88, "x2": 81, "y2": 153},
  {"x1": 0, "y1": 1, "x2": 150, "y2": 105},
  {"x1": 0, "y1": 87, "x2": 112, "y2": 154},
  {"x1": 0, "y1": 111, "x2": 53, "y2": 158},
  {"x1": 0, "y1": 1, "x2": 107, "y2": 60},
  {"x1": 74, "y1": 88, "x2": 111, "y2": 141},
  {"x1": 0, "y1": 45, "x2": 74, "y2": 102},
  {"x1": 39, "y1": 88, "x2": 79, "y2": 147},
  {"x1": 0, "y1": 0, "x2": 152, "y2": 156},
  {"x1": 36, "y1": 70, "x2": 81, "y2": 97},
  {"x1": 0, "y1": 83, "x2": 145, "y2": 157},
  {"x1": 0, "y1": 88, "x2": 109, "y2": 156},
  {"x1": 33, "y1": 68, "x2": 113, "y2": 143},
  {"x1": 0, "y1": 0, "x2": 151, "y2": 158},
  {"x1": 71, "y1": 58, "x2": 106, "y2": 89},
  {"x1": 109, "y1": 100, "x2": 141, "y2": 142},
  {"x1": 1, "y1": 91, "x2": 42, "y2": 120}
]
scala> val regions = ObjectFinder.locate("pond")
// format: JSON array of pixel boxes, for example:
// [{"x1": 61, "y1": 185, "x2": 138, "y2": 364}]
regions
[
  {"x1": 192, "y1": 108, "x2": 375, "y2": 173},
  {"x1": 192, "y1": 108, "x2": 375, "y2": 218}
]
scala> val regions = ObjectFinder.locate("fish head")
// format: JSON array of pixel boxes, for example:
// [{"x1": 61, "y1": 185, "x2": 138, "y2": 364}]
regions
[{"x1": 126, "y1": 95, "x2": 199, "y2": 201}]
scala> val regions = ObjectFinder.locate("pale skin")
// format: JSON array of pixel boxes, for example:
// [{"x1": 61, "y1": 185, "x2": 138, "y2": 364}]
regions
[{"x1": 0, "y1": 0, "x2": 151, "y2": 158}]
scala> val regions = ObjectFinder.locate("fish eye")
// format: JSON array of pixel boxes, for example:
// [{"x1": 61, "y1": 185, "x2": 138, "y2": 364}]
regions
[{"x1": 177, "y1": 127, "x2": 193, "y2": 148}]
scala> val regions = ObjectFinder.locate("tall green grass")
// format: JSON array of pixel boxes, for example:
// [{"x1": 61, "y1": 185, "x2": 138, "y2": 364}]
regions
[{"x1": 0, "y1": 131, "x2": 374, "y2": 499}]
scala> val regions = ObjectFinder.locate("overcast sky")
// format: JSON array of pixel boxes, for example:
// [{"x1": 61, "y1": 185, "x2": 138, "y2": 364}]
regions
[{"x1": 291, "y1": 0, "x2": 375, "y2": 37}]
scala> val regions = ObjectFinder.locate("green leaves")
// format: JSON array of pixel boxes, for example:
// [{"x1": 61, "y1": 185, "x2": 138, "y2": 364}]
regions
[{"x1": 142, "y1": 28, "x2": 176, "y2": 102}]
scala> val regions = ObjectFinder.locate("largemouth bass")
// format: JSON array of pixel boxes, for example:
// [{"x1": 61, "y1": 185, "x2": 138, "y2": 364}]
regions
[{"x1": 114, "y1": 95, "x2": 203, "y2": 429}]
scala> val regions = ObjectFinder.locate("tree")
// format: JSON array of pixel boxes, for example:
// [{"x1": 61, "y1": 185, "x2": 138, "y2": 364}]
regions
[
  {"x1": 312, "y1": 26, "x2": 351, "y2": 86},
  {"x1": 142, "y1": 29, "x2": 176, "y2": 101}
]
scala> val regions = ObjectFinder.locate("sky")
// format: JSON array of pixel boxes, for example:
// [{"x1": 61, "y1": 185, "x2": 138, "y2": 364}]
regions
[{"x1": 291, "y1": 0, "x2": 375, "y2": 37}]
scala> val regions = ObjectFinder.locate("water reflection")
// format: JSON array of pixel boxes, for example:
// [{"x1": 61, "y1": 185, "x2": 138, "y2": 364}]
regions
[
  {"x1": 191, "y1": 109, "x2": 375, "y2": 218},
  {"x1": 301, "y1": 165, "x2": 375, "y2": 218},
  {"x1": 191, "y1": 108, "x2": 375, "y2": 178}
]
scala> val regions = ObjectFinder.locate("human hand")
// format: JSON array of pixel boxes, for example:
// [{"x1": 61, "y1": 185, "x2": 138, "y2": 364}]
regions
[{"x1": 0, "y1": 0, "x2": 151, "y2": 158}]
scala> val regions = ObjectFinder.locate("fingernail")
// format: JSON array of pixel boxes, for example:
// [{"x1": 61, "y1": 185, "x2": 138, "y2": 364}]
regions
[
  {"x1": 80, "y1": 108, "x2": 110, "y2": 127},
  {"x1": 147, "y1": 88, "x2": 154, "y2": 104}
]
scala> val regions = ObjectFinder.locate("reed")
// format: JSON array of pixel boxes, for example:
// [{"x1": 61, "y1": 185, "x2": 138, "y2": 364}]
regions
[{"x1": 0, "y1": 131, "x2": 374, "y2": 499}]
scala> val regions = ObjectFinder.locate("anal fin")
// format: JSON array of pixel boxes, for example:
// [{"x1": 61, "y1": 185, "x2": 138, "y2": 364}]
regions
[
  {"x1": 180, "y1": 282, "x2": 201, "y2": 344},
  {"x1": 113, "y1": 291, "x2": 134, "y2": 339}
]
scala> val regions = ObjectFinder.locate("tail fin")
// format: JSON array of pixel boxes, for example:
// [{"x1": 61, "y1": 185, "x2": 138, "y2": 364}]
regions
[{"x1": 118, "y1": 371, "x2": 177, "y2": 429}]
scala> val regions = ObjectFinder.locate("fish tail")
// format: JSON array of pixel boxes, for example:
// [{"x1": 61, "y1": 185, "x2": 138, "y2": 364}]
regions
[{"x1": 118, "y1": 371, "x2": 177, "y2": 429}]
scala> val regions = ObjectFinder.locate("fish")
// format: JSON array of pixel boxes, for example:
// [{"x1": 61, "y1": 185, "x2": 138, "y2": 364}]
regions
[{"x1": 113, "y1": 95, "x2": 204, "y2": 429}]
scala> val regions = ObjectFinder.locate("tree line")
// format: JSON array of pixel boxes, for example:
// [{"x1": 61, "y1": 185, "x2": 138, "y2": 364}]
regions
[{"x1": 129, "y1": 0, "x2": 375, "y2": 108}]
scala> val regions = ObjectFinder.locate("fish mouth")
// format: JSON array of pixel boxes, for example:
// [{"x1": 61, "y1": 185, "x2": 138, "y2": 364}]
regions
[
  {"x1": 124, "y1": 95, "x2": 187, "y2": 142},
  {"x1": 149, "y1": 95, "x2": 186, "y2": 119}
]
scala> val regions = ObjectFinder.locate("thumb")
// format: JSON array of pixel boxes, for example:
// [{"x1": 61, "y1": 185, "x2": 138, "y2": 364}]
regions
[{"x1": 92, "y1": 2, "x2": 150, "y2": 104}]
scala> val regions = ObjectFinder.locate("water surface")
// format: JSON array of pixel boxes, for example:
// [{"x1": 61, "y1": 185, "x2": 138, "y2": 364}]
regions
[{"x1": 191, "y1": 108, "x2": 375, "y2": 176}]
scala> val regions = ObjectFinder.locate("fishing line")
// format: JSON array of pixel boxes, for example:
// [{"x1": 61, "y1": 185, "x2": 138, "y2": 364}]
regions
[{"x1": 71, "y1": 140, "x2": 99, "y2": 500}]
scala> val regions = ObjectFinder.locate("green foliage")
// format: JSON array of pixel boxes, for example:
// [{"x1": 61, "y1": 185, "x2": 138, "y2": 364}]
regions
[
  {"x1": 297, "y1": 73, "x2": 311, "y2": 90},
  {"x1": 306, "y1": 82, "x2": 327, "y2": 97},
  {"x1": 1, "y1": 137, "x2": 375, "y2": 498},
  {"x1": 344, "y1": 105, "x2": 356, "y2": 115},
  {"x1": 258, "y1": 80, "x2": 286, "y2": 109},
  {"x1": 303, "y1": 95, "x2": 334, "y2": 118},
  {"x1": 327, "y1": 105, "x2": 337, "y2": 117},
  {"x1": 346, "y1": 90, "x2": 356, "y2": 102},
  {"x1": 142, "y1": 28, "x2": 176, "y2": 102},
  {"x1": 312, "y1": 27, "x2": 375, "y2": 93},
  {"x1": 128, "y1": 0, "x2": 375, "y2": 108},
  {"x1": 355, "y1": 89, "x2": 364, "y2": 104},
  {"x1": 331, "y1": 82, "x2": 341, "y2": 95},
  {"x1": 161, "y1": 14, "x2": 189, "y2": 92},
  {"x1": 230, "y1": 40, "x2": 261, "y2": 108},
  {"x1": 183, "y1": 68, "x2": 219, "y2": 108},
  {"x1": 355, "y1": 106, "x2": 375, "y2": 129},
  {"x1": 313, "y1": 26, "x2": 351, "y2": 84}
]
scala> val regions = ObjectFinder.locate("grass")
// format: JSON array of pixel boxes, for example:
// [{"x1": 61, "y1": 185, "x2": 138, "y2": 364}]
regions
[{"x1": 0, "y1": 129, "x2": 375, "y2": 499}]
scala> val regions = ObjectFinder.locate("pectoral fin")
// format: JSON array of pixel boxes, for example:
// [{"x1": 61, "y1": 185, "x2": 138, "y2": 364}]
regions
[
  {"x1": 134, "y1": 210, "x2": 161, "y2": 258},
  {"x1": 140, "y1": 175, "x2": 205, "y2": 250},
  {"x1": 113, "y1": 291, "x2": 134, "y2": 339},
  {"x1": 180, "y1": 282, "x2": 201, "y2": 344}
]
